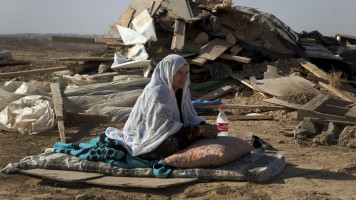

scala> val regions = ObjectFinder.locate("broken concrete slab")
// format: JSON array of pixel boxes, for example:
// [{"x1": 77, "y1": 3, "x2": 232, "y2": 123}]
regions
[{"x1": 313, "y1": 122, "x2": 342, "y2": 146}]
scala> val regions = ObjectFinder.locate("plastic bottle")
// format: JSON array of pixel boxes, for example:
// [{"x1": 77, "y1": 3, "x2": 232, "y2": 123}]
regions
[{"x1": 216, "y1": 106, "x2": 228, "y2": 136}]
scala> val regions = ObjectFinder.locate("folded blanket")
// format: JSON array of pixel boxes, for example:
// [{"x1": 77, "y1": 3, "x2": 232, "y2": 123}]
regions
[{"x1": 52, "y1": 133, "x2": 171, "y2": 178}]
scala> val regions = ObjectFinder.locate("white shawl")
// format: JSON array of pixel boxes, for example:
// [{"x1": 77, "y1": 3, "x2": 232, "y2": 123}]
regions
[{"x1": 106, "y1": 54, "x2": 204, "y2": 156}]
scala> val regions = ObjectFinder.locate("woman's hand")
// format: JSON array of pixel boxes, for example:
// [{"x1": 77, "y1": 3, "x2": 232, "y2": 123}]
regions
[{"x1": 200, "y1": 124, "x2": 219, "y2": 138}]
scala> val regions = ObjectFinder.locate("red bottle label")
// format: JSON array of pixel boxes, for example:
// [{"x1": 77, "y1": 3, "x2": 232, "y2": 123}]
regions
[{"x1": 217, "y1": 123, "x2": 228, "y2": 132}]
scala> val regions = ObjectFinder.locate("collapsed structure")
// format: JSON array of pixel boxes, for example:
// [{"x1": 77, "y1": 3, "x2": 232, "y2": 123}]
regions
[{"x1": 0, "y1": 0, "x2": 355, "y2": 147}]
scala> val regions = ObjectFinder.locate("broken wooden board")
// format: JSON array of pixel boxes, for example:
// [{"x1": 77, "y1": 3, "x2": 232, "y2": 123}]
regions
[
  {"x1": 263, "y1": 98, "x2": 301, "y2": 110},
  {"x1": 50, "y1": 83, "x2": 66, "y2": 143},
  {"x1": 0, "y1": 66, "x2": 73, "y2": 79},
  {"x1": 105, "y1": 0, "x2": 162, "y2": 38},
  {"x1": 201, "y1": 115, "x2": 273, "y2": 120},
  {"x1": 51, "y1": 56, "x2": 114, "y2": 62},
  {"x1": 86, "y1": 176, "x2": 198, "y2": 189},
  {"x1": 195, "y1": 104, "x2": 288, "y2": 111},
  {"x1": 161, "y1": 0, "x2": 193, "y2": 21},
  {"x1": 198, "y1": 39, "x2": 231, "y2": 61},
  {"x1": 230, "y1": 73, "x2": 268, "y2": 98},
  {"x1": 297, "y1": 58, "x2": 329, "y2": 80},
  {"x1": 297, "y1": 94, "x2": 356, "y2": 123},
  {"x1": 199, "y1": 85, "x2": 233, "y2": 101},
  {"x1": 218, "y1": 53, "x2": 251, "y2": 64},
  {"x1": 87, "y1": 72, "x2": 120, "y2": 80},
  {"x1": 171, "y1": 18, "x2": 186, "y2": 52},
  {"x1": 20, "y1": 169, "x2": 104, "y2": 183},
  {"x1": 318, "y1": 82, "x2": 356, "y2": 103}
]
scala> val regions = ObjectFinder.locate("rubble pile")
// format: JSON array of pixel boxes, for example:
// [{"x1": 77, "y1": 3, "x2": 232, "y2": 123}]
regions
[{"x1": 0, "y1": 0, "x2": 355, "y2": 147}]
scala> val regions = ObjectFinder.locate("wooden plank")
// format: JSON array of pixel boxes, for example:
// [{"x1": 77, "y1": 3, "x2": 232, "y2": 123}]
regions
[
  {"x1": 50, "y1": 83, "x2": 66, "y2": 143},
  {"x1": 87, "y1": 72, "x2": 119, "y2": 80},
  {"x1": 218, "y1": 53, "x2": 251, "y2": 64},
  {"x1": 230, "y1": 73, "x2": 256, "y2": 91},
  {"x1": 201, "y1": 115, "x2": 273, "y2": 121},
  {"x1": 171, "y1": 19, "x2": 186, "y2": 52},
  {"x1": 195, "y1": 104, "x2": 288, "y2": 111},
  {"x1": 85, "y1": 176, "x2": 198, "y2": 189},
  {"x1": 66, "y1": 113, "x2": 111, "y2": 124},
  {"x1": 297, "y1": 109, "x2": 356, "y2": 123},
  {"x1": 87, "y1": 49, "x2": 116, "y2": 57},
  {"x1": 0, "y1": 65, "x2": 72, "y2": 79},
  {"x1": 300, "y1": 94, "x2": 330, "y2": 111},
  {"x1": 51, "y1": 57, "x2": 114, "y2": 62},
  {"x1": 315, "y1": 104, "x2": 350, "y2": 116},
  {"x1": 161, "y1": 0, "x2": 193, "y2": 21},
  {"x1": 306, "y1": 117, "x2": 356, "y2": 126},
  {"x1": 199, "y1": 85, "x2": 234, "y2": 101},
  {"x1": 94, "y1": 38, "x2": 125, "y2": 46},
  {"x1": 191, "y1": 57, "x2": 208, "y2": 66},
  {"x1": 318, "y1": 82, "x2": 356, "y2": 102},
  {"x1": 198, "y1": 39, "x2": 231, "y2": 60},
  {"x1": 263, "y1": 98, "x2": 301, "y2": 110},
  {"x1": 20, "y1": 169, "x2": 104, "y2": 183},
  {"x1": 297, "y1": 58, "x2": 329, "y2": 80}
]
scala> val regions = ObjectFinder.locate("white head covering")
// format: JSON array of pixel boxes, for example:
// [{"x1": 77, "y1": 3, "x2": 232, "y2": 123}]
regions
[{"x1": 105, "y1": 54, "x2": 204, "y2": 156}]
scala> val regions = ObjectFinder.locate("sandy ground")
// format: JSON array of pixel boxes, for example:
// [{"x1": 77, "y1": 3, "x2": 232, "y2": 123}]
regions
[{"x1": 0, "y1": 35, "x2": 355, "y2": 200}]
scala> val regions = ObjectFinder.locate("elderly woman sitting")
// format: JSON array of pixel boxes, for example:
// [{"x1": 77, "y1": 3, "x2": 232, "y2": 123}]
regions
[{"x1": 106, "y1": 54, "x2": 219, "y2": 159}]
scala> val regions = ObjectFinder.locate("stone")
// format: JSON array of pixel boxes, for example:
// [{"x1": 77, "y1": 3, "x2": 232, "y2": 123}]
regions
[
  {"x1": 294, "y1": 121, "x2": 319, "y2": 138},
  {"x1": 338, "y1": 126, "x2": 356, "y2": 148}
]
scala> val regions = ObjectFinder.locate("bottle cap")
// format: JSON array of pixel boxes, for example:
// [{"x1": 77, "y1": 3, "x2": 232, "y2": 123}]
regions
[{"x1": 219, "y1": 106, "x2": 224, "y2": 110}]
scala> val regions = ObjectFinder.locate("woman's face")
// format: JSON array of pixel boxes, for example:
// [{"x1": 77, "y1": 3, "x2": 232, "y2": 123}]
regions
[{"x1": 172, "y1": 64, "x2": 189, "y2": 91}]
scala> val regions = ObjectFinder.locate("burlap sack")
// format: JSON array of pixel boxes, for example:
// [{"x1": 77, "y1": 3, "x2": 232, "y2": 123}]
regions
[{"x1": 163, "y1": 136, "x2": 254, "y2": 168}]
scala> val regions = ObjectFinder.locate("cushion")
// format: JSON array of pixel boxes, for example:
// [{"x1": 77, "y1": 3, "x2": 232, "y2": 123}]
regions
[{"x1": 162, "y1": 136, "x2": 254, "y2": 168}]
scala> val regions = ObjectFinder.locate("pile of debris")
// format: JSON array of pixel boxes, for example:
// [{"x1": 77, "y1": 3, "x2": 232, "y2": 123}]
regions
[{"x1": 0, "y1": 0, "x2": 355, "y2": 147}]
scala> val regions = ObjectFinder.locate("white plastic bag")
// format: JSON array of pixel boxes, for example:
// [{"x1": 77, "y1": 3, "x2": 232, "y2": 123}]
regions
[{"x1": 0, "y1": 95, "x2": 55, "y2": 134}]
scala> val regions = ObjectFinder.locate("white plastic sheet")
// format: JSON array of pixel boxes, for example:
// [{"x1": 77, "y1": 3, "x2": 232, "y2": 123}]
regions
[
  {"x1": 0, "y1": 95, "x2": 55, "y2": 134},
  {"x1": 0, "y1": 81, "x2": 55, "y2": 135},
  {"x1": 117, "y1": 25, "x2": 149, "y2": 45}
]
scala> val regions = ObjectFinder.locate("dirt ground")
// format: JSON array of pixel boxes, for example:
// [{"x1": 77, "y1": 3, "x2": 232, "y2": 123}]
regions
[{"x1": 0, "y1": 35, "x2": 355, "y2": 200}]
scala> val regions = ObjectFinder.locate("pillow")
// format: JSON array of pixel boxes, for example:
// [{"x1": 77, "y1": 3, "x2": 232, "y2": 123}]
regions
[{"x1": 162, "y1": 136, "x2": 254, "y2": 168}]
